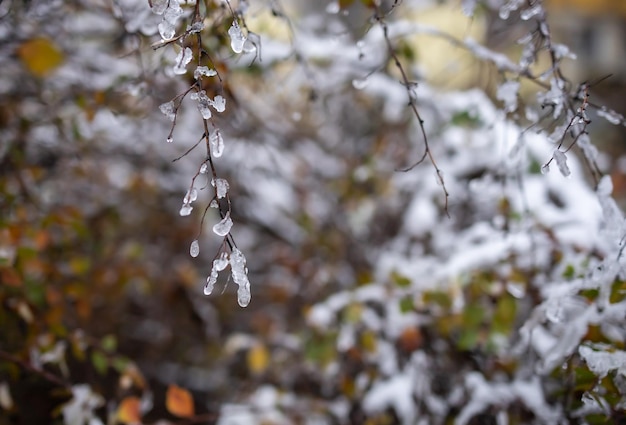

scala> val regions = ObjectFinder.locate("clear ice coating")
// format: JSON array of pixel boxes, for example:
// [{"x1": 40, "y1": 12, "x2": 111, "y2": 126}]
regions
[
  {"x1": 228, "y1": 20, "x2": 246, "y2": 54},
  {"x1": 159, "y1": 101, "x2": 176, "y2": 121},
  {"x1": 230, "y1": 248, "x2": 251, "y2": 307},
  {"x1": 213, "y1": 212, "x2": 233, "y2": 236},
  {"x1": 194, "y1": 66, "x2": 217, "y2": 80},
  {"x1": 150, "y1": 0, "x2": 168, "y2": 15},
  {"x1": 189, "y1": 239, "x2": 200, "y2": 258},
  {"x1": 191, "y1": 90, "x2": 212, "y2": 119},
  {"x1": 213, "y1": 178, "x2": 229, "y2": 199},
  {"x1": 173, "y1": 47, "x2": 193, "y2": 75},
  {"x1": 209, "y1": 130, "x2": 224, "y2": 158},
  {"x1": 204, "y1": 252, "x2": 229, "y2": 296},
  {"x1": 204, "y1": 268, "x2": 218, "y2": 295},
  {"x1": 187, "y1": 21, "x2": 204, "y2": 34}
]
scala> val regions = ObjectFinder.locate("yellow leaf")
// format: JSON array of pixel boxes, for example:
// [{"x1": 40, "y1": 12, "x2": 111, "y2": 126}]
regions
[
  {"x1": 117, "y1": 396, "x2": 141, "y2": 424},
  {"x1": 246, "y1": 342, "x2": 269, "y2": 375},
  {"x1": 17, "y1": 38, "x2": 64, "y2": 77},
  {"x1": 165, "y1": 384, "x2": 194, "y2": 418}
]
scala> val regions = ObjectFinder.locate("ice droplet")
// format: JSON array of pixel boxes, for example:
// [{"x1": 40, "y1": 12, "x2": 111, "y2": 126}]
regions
[
  {"x1": 214, "y1": 252, "x2": 229, "y2": 271},
  {"x1": 237, "y1": 284, "x2": 251, "y2": 307},
  {"x1": 173, "y1": 47, "x2": 193, "y2": 75},
  {"x1": 213, "y1": 212, "x2": 233, "y2": 236},
  {"x1": 199, "y1": 163, "x2": 208, "y2": 174},
  {"x1": 553, "y1": 149, "x2": 570, "y2": 177},
  {"x1": 540, "y1": 163, "x2": 550, "y2": 175},
  {"x1": 183, "y1": 187, "x2": 198, "y2": 204},
  {"x1": 212, "y1": 178, "x2": 229, "y2": 199},
  {"x1": 228, "y1": 21, "x2": 246, "y2": 54},
  {"x1": 159, "y1": 101, "x2": 176, "y2": 121},
  {"x1": 190, "y1": 239, "x2": 200, "y2": 258},
  {"x1": 209, "y1": 199, "x2": 218, "y2": 208},
  {"x1": 211, "y1": 95, "x2": 226, "y2": 113},
  {"x1": 166, "y1": 137, "x2": 173, "y2": 143},
  {"x1": 179, "y1": 203, "x2": 193, "y2": 216},
  {"x1": 209, "y1": 130, "x2": 224, "y2": 158},
  {"x1": 158, "y1": 21, "x2": 176, "y2": 40}
]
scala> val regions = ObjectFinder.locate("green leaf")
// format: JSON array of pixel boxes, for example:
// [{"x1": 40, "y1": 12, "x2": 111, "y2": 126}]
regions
[
  {"x1": 492, "y1": 295, "x2": 516, "y2": 334},
  {"x1": 457, "y1": 329, "x2": 479, "y2": 351},
  {"x1": 101, "y1": 334, "x2": 117, "y2": 353},
  {"x1": 398, "y1": 296, "x2": 414, "y2": 313},
  {"x1": 391, "y1": 271, "x2": 411, "y2": 288},
  {"x1": 462, "y1": 303, "x2": 484, "y2": 328},
  {"x1": 91, "y1": 351, "x2": 108, "y2": 375}
]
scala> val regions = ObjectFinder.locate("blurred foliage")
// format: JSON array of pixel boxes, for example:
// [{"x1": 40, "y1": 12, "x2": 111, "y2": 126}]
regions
[{"x1": 1, "y1": 0, "x2": 626, "y2": 424}]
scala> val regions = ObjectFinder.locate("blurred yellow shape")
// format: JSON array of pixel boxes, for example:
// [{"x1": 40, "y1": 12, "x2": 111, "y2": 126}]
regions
[{"x1": 17, "y1": 37, "x2": 64, "y2": 77}]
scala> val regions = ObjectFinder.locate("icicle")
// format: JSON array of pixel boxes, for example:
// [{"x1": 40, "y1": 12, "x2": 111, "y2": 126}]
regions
[
  {"x1": 209, "y1": 130, "x2": 224, "y2": 158},
  {"x1": 230, "y1": 248, "x2": 251, "y2": 307},
  {"x1": 189, "y1": 240, "x2": 200, "y2": 258},
  {"x1": 228, "y1": 21, "x2": 246, "y2": 54},
  {"x1": 204, "y1": 268, "x2": 218, "y2": 295},
  {"x1": 213, "y1": 212, "x2": 233, "y2": 236}
]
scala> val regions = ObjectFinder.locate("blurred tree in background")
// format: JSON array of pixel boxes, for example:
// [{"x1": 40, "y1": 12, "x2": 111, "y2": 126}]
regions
[{"x1": 1, "y1": 0, "x2": 626, "y2": 424}]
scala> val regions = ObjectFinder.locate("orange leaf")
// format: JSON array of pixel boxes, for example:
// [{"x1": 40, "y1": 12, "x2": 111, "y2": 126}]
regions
[
  {"x1": 166, "y1": 385, "x2": 194, "y2": 418},
  {"x1": 17, "y1": 38, "x2": 64, "y2": 77},
  {"x1": 117, "y1": 396, "x2": 141, "y2": 424}
]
